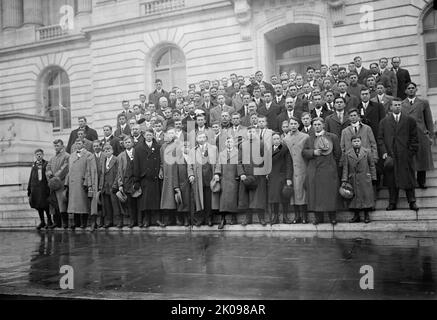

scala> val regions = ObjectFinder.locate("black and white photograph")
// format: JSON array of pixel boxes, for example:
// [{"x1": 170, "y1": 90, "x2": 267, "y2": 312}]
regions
[{"x1": 1, "y1": 0, "x2": 437, "y2": 306}]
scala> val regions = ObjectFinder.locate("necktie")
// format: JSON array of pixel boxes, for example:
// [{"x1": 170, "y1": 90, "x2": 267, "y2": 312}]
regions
[
  {"x1": 260, "y1": 129, "x2": 264, "y2": 140},
  {"x1": 410, "y1": 100, "x2": 413, "y2": 105},
  {"x1": 354, "y1": 127, "x2": 358, "y2": 135},
  {"x1": 339, "y1": 113, "x2": 343, "y2": 123}
]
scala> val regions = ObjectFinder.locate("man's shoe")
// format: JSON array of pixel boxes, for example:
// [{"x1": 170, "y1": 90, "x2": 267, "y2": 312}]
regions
[
  {"x1": 36, "y1": 222, "x2": 46, "y2": 230},
  {"x1": 104, "y1": 223, "x2": 114, "y2": 229},
  {"x1": 218, "y1": 219, "x2": 225, "y2": 230},
  {"x1": 364, "y1": 213, "x2": 371, "y2": 224},
  {"x1": 129, "y1": 223, "x2": 138, "y2": 228},
  {"x1": 207, "y1": 219, "x2": 213, "y2": 227},
  {"x1": 312, "y1": 219, "x2": 319, "y2": 226},
  {"x1": 292, "y1": 217, "x2": 302, "y2": 224},
  {"x1": 349, "y1": 214, "x2": 361, "y2": 223},
  {"x1": 260, "y1": 219, "x2": 267, "y2": 226},
  {"x1": 230, "y1": 215, "x2": 237, "y2": 225},
  {"x1": 386, "y1": 204, "x2": 397, "y2": 211},
  {"x1": 409, "y1": 202, "x2": 419, "y2": 211},
  {"x1": 330, "y1": 219, "x2": 337, "y2": 226},
  {"x1": 156, "y1": 220, "x2": 166, "y2": 228},
  {"x1": 241, "y1": 220, "x2": 248, "y2": 226}
]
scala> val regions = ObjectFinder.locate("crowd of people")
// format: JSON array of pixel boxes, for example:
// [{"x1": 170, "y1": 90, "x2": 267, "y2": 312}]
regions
[{"x1": 27, "y1": 55, "x2": 435, "y2": 230}]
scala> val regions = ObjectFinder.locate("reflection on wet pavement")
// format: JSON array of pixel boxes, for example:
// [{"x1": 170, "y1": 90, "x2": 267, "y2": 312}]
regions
[{"x1": 0, "y1": 231, "x2": 436, "y2": 299}]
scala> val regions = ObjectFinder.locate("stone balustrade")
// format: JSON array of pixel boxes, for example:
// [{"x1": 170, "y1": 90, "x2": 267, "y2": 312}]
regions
[
  {"x1": 140, "y1": 0, "x2": 185, "y2": 16},
  {"x1": 36, "y1": 24, "x2": 67, "y2": 40}
]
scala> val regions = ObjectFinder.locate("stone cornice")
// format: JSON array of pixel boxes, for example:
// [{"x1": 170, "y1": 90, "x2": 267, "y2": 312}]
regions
[
  {"x1": 0, "y1": 112, "x2": 53, "y2": 123},
  {"x1": 0, "y1": 34, "x2": 88, "y2": 57},
  {"x1": 82, "y1": 1, "x2": 232, "y2": 35}
]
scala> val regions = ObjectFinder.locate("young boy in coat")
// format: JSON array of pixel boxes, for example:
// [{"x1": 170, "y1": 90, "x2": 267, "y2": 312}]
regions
[{"x1": 342, "y1": 136, "x2": 377, "y2": 223}]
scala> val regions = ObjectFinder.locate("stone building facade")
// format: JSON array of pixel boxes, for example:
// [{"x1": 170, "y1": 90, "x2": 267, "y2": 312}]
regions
[{"x1": 0, "y1": 0, "x2": 436, "y2": 185}]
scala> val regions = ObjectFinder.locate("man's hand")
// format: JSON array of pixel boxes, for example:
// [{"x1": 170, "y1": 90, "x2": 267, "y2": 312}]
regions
[
  {"x1": 286, "y1": 179, "x2": 292, "y2": 186},
  {"x1": 213, "y1": 174, "x2": 220, "y2": 182},
  {"x1": 158, "y1": 169, "x2": 163, "y2": 180},
  {"x1": 119, "y1": 186, "x2": 124, "y2": 192},
  {"x1": 314, "y1": 149, "x2": 322, "y2": 156},
  {"x1": 382, "y1": 153, "x2": 388, "y2": 160},
  {"x1": 189, "y1": 176, "x2": 195, "y2": 184},
  {"x1": 240, "y1": 175, "x2": 247, "y2": 181}
]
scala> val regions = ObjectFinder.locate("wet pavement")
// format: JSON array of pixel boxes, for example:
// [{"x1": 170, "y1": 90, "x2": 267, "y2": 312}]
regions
[{"x1": 0, "y1": 230, "x2": 437, "y2": 299}]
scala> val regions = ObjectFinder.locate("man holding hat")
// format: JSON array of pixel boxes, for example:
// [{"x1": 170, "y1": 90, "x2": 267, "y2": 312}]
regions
[
  {"x1": 378, "y1": 98, "x2": 419, "y2": 211},
  {"x1": 46, "y1": 139, "x2": 70, "y2": 229}
]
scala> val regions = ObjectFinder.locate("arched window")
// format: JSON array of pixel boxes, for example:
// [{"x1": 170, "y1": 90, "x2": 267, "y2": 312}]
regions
[
  {"x1": 153, "y1": 46, "x2": 186, "y2": 91},
  {"x1": 41, "y1": 68, "x2": 71, "y2": 131},
  {"x1": 423, "y1": 8, "x2": 437, "y2": 88}
]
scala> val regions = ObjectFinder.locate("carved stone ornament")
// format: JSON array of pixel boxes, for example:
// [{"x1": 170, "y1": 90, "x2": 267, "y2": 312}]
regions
[
  {"x1": 327, "y1": 0, "x2": 345, "y2": 26},
  {"x1": 233, "y1": 0, "x2": 252, "y2": 40}
]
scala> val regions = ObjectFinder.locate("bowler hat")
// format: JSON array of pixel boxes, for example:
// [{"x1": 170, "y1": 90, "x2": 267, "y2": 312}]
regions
[
  {"x1": 210, "y1": 179, "x2": 221, "y2": 193},
  {"x1": 281, "y1": 184, "x2": 294, "y2": 200},
  {"x1": 48, "y1": 177, "x2": 63, "y2": 191},
  {"x1": 116, "y1": 190, "x2": 127, "y2": 203},
  {"x1": 242, "y1": 175, "x2": 257, "y2": 190}
]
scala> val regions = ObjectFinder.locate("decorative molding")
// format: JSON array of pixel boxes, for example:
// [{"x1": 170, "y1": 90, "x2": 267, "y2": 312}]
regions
[
  {"x1": 232, "y1": 0, "x2": 252, "y2": 41},
  {"x1": 326, "y1": 0, "x2": 345, "y2": 26}
]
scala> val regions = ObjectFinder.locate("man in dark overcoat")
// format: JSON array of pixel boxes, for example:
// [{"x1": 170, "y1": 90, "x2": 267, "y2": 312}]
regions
[{"x1": 377, "y1": 98, "x2": 419, "y2": 211}]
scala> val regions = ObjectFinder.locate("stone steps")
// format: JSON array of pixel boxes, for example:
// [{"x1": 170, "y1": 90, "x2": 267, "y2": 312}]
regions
[{"x1": 5, "y1": 220, "x2": 437, "y2": 232}]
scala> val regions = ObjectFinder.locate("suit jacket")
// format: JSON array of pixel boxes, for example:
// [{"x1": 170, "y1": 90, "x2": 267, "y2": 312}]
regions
[
  {"x1": 66, "y1": 126, "x2": 98, "y2": 154},
  {"x1": 114, "y1": 124, "x2": 131, "y2": 138},
  {"x1": 148, "y1": 89, "x2": 170, "y2": 106},
  {"x1": 337, "y1": 92, "x2": 360, "y2": 113},
  {"x1": 347, "y1": 83, "x2": 365, "y2": 100},
  {"x1": 357, "y1": 100, "x2": 386, "y2": 140},
  {"x1": 357, "y1": 67, "x2": 370, "y2": 85},
  {"x1": 258, "y1": 102, "x2": 282, "y2": 131},
  {"x1": 300, "y1": 125, "x2": 315, "y2": 136},
  {"x1": 272, "y1": 95, "x2": 286, "y2": 111},
  {"x1": 231, "y1": 92, "x2": 244, "y2": 112},
  {"x1": 393, "y1": 67, "x2": 411, "y2": 100},
  {"x1": 227, "y1": 125, "x2": 248, "y2": 146},
  {"x1": 371, "y1": 94, "x2": 393, "y2": 115},
  {"x1": 154, "y1": 131, "x2": 165, "y2": 146},
  {"x1": 117, "y1": 149, "x2": 136, "y2": 193},
  {"x1": 380, "y1": 69, "x2": 398, "y2": 97},
  {"x1": 209, "y1": 105, "x2": 235, "y2": 124},
  {"x1": 132, "y1": 134, "x2": 145, "y2": 147},
  {"x1": 288, "y1": 96, "x2": 309, "y2": 114},
  {"x1": 238, "y1": 104, "x2": 252, "y2": 119},
  {"x1": 325, "y1": 112, "x2": 351, "y2": 139},
  {"x1": 277, "y1": 110, "x2": 303, "y2": 132},
  {"x1": 310, "y1": 106, "x2": 333, "y2": 120},
  {"x1": 99, "y1": 156, "x2": 119, "y2": 194},
  {"x1": 252, "y1": 97, "x2": 265, "y2": 110},
  {"x1": 93, "y1": 152, "x2": 104, "y2": 186},
  {"x1": 101, "y1": 135, "x2": 122, "y2": 156}
]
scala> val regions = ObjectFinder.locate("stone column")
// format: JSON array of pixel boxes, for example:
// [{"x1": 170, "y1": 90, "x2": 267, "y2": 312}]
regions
[
  {"x1": 23, "y1": 0, "x2": 42, "y2": 26},
  {"x1": 2, "y1": 0, "x2": 23, "y2": 30},
  {"x1": 76, "y1": 0, "x2": 92, "y2": 15}
]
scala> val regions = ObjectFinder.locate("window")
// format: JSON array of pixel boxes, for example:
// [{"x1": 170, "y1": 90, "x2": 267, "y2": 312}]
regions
[
  {"x1": 41, "y1": 68, "x2": 71, "y2": 131},
  {"x1": 423, "y1": 8, "x2": 437, "y2": 88},
  {"x1": 153, "y1": 46, "x2": 186, "y2": 91}
]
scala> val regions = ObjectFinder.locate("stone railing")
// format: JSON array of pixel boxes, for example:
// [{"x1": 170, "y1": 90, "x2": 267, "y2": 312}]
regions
[
  {"x1": 36, "y1": 25, "x2": 67, "y2": 41},
  {"x1": 140, "y1": 0, "x2": 185, "y2": 16}
]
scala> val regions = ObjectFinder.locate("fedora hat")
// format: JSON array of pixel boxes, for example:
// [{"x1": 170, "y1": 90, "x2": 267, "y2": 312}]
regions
[
  {"x1": 132, "y1": 187, "x2": 142, "y2": 198},
  {"x1": 210, "y1": 179, "x2": 221, "y2": 193},
  {"x1": 314, "y1": 135, "x2": 333, "y2": 156},
  {"x1": 339, "y1": 182, "x2": 354, "y2": 199},
  {"x1": 116, "y1": 190, "x2": 127, "y2": 203},
  {"x1": 281, "y1": 184, "x2": 294, "y2": 200},
  {"x1": 48, "y1": 177, "x2": 63, "y2": 191},
  {"x1": 242, "y1": 175, "x2": 257, "y2": 190}
]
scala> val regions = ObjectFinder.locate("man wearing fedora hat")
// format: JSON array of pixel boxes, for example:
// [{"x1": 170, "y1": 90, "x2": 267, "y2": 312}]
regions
[
  {"x1": 378, "y1": 98, "x2": 419, "y2": 211},
  {"x1": 46, "y1": 139, "x2": 70, "y2": 229},
  {"x1": 237, "y1": 126, "x2": 269, "y2": 226}
]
